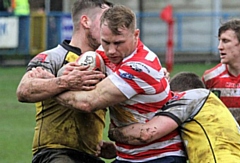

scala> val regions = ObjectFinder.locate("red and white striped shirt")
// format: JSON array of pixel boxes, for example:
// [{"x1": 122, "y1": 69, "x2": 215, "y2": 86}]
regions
[
  {"x1": 202, "y1": 63, "x2": 240, "y2": 111},
  {"x1": 97, "y1": 40, "x2": 185, "y2": 162}
]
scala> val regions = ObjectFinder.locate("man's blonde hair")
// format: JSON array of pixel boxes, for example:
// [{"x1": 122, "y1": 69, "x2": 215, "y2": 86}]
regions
[{"x1": 100, "y1": 5, "x2": 136, "y2": 35}]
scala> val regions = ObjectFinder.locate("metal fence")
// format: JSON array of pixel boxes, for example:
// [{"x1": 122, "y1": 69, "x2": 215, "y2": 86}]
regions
[
  {"x1": 137, "y1": 11, "x2": 240, "y2": 55},
  {"x1": 1, "y1": 11, "x2": 240, "y2": 59}
]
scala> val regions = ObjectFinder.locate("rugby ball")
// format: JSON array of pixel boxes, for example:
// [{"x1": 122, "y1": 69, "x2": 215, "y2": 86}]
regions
[{"x1": 76, "y1": 51, "x2": 106, "y2": 73}]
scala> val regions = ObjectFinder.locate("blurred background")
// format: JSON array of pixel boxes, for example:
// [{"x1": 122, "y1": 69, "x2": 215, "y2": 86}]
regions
[{"x1": 0, "y1": 0, "x2": 240, "y2": 66}]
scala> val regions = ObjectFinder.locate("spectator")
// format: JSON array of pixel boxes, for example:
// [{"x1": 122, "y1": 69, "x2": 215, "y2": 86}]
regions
[
  {"x1": 28, "y1": 0, "x2": 44, "y2": 13},
  {"x1": 11, "y1": 0, "x2": 30, "y2": 15},
  {"x1": 202, "y1": 18, "x2": 240, "y2": 125}
]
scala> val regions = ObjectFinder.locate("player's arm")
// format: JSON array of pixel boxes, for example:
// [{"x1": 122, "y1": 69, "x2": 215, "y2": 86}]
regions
[
  {"x1": 56, "y1": 76, "x2": 128, "y2": 113},
  {"x1": 16, "y1": 63, "x2": 105, "y2": 103},
  {"x1": 108, "y1": 115, "x2": 178, "y2": 145}
]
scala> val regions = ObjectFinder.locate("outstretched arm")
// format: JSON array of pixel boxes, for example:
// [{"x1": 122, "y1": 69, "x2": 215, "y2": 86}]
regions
[
  {"x1": 56, "y1": 76, "x2": 128, "y2": 113},
  {"x1": 108, "y1": 115, "x2": 178, "y2": 145}
]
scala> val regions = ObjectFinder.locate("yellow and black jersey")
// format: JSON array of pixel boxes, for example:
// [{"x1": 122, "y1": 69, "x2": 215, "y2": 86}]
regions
[
  {"x1": 156, "y1": 88, "x2": 240, "y2": 163},
  {"x1": 28, "y1": 40, "x2": 106, "y2": 155}
]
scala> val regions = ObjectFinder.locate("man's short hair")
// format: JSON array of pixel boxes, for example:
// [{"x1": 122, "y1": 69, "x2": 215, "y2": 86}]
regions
[
  {"x1": 71, "y1": 0, "x2": 113, "y2": 30},
  {"x1": 100, "y1": 4, "x2": 136, "y2": 35},
  {"x1": 170, "y1": 72, "x2": 205, "y2": 92},
  {"x1": 218, "y1": 18, "x2": 240, "y2": 42}
]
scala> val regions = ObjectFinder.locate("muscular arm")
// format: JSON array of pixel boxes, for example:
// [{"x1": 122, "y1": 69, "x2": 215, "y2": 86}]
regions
[
  {"x1": 16, "y1": 64, "x2": 105, "y2": 103},
  {"x1": 16, "y1": 70, "x2": 69, "y2": 103},
  {"x1": 108, "y1": 115, "x2": 178, "y2": 145},
  {"x1": 56, "y1": 77, "x2": 128, "y2": 113}
]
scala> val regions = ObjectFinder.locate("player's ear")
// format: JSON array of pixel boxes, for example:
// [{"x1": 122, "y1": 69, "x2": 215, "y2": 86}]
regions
[
  {"x1": 134, "y1": 29, "x2": 140, "y2": 41},
  {"x1": 81, "y1": 15, "x2": 90, "y2": 29}
]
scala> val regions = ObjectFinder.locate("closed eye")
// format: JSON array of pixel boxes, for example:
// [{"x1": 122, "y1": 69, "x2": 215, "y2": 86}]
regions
[
  {"x1": 102, "y1": 39, "x2": 110, "y2": 45},
  {"x1": 114, "y1": 41, "x2": 124, "y2": 46}
]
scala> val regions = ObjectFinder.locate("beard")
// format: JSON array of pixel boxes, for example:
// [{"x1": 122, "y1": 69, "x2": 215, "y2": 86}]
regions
[{"x1": 87, "y1": 31, "x2": 100, "y2": 51}]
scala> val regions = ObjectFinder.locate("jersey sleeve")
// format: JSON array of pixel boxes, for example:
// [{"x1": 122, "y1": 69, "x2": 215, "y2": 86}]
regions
[{"x1": 109, "y1": 61, "x2": 169, "y2": 99}]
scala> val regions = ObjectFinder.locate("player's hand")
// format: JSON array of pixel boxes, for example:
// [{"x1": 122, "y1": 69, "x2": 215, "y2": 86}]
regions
[
  {"x1": 58, "y1": 62, "x2": 106, "y2": 91},
  {"x1": 29, "y1": 67, "x2": 55, "y2": 79},
  {"x1": 57, "y1": 62, "x2": 81, "y2": 76},
  {"x1": 162, "y1": 67, "x2": 170, "y2": 81},
  {"x1": 95, "y1": 140, "x2": 117, "y2": 159}
]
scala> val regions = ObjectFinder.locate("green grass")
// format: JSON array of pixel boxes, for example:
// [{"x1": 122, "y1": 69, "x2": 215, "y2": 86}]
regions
[
  {"x1": 0, "y1": 63, "x2": 216, "y2": 163},
  {"x1": 0, "y1": 67, "x2": 35, "y2": 163}
]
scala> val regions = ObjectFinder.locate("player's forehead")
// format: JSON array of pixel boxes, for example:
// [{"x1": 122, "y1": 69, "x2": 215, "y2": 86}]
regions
[
  {"x1": 219, "y1": 29, "x2": 237, "y2": 39},
  {"x1": 101, "y1": 25, "x2": 132, "y2": 42}
]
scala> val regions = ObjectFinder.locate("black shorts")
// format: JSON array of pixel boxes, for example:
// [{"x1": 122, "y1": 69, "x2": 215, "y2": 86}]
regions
[{"x1": 32, "y1": 148, "x2": 105, "y2": 163}]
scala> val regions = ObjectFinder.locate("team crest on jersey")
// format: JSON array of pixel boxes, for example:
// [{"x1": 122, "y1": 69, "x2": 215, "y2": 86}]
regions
[
  {"x1": 120, "y1": 72, "x2": 134, "y2": 79},
  {"x1": 211, "y1": 90, "x2": 221, "y2": 98},
  {"x1": 171, "y1": 92, "x2": 186, "y2": 101},
  {"x1": 31, "y1": 53, "x2": 48, "y2": 63}
]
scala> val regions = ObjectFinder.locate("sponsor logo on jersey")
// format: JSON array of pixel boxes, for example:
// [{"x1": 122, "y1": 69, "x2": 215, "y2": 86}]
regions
[
  {"x1": 225, "y1": 82, "x2": 240, "y2": 88},
  {"x1": 130, "y1": 64, "x2": 142, "y2": 72},
  {"x1": 31, "y1": 53, "x2": 48, "y2": 63},
  {"x1": 129, "y1": 62, "x2": 150, "y2": 73},
  {"x1": 120, "y1": 72, "x2": 134, "y2": 79}
]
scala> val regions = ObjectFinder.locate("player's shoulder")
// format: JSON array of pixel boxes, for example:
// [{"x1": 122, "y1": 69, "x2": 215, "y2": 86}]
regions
[
  {"x1": 169, "y1": 89, "x2": 210, "y2": 114},
  {"x1": 173, "y1": 89, "x2": 210, "y2": 102},
  {"x1": 202, "y1": 63, "x2": 226, "y2": 81},
  {"x1": 129, "y1": 41, "x2": 161, "y2": 71},
  {"x1": 183, "y1": 88, "x2": 210, "y2": 99},
  {"x1": 203, "y1": 63, "x2": 225, "y2": 74},
  {"x1": 159, "y1": 89, "x2": 210, "y2": 122},
  {"x1": 27, "y1": 45, "x2": 67, "y2": 72},
  {"x1": 31, "y1": 45, "x2": 66, "y2": 61}
]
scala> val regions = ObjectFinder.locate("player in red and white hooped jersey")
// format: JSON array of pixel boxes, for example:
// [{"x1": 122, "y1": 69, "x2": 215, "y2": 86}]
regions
[
  {"x1": 95, "y1": 12, "x2": 185, "y2": 162},
  {"x1": 56, "y1": 5, "x2": 186, "y2": 162},
  {"x1": 97, "y1": 40, "x2": 185, "y2": 162},
  {"x1": 202, "y1": 18, "x2": 240, "y2": 125}
]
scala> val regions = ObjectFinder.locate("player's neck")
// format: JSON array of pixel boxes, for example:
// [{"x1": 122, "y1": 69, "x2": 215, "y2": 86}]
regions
[
  {"x1": 227, "y1": 63, "x2": 240, "y2": 76},
  {"x1": 70, "y1": 35, "x2": 94, "y2": 53}
]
